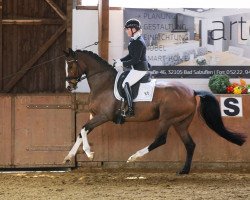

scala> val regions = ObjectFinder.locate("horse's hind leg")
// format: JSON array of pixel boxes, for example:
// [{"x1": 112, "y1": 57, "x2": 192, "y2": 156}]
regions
[
  {"x1": 127, "y1": 122, "x2": 170, "y2": 162},
  {"x1": 174, "y1": 114, "x2": 196, "y2": 174}
]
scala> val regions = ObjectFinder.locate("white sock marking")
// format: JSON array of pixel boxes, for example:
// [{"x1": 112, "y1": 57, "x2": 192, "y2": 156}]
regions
[
  {"x1": 68, "y1": 135, "x2": 82, "y2": 156},
  {"x1": 81, "y1": 128, "x2": 94, "y2": 159},
  {"x1": 127, "y1": 146, "x2": 149, "y2": 162}
]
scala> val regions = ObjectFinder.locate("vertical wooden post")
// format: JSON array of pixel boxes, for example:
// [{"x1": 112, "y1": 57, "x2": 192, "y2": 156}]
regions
[
  {"x1": 66, "y1": 0, "x2": 73, "y2": 48},
  {"x1": 0, "y1": 0, "x2": 3, "y2": 90},
  {"x1": 11, "y1": 0, "x2": 18, "y2": 93},
  {"x1": 76, "y1": 0, "x2": 82, "y2": 5},
  {"x1": 98, "y1": 0, "x2": 109, "y2": 61}
]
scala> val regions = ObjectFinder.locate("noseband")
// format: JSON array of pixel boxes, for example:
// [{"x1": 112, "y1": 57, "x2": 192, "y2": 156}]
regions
[{"x1": 65, "y1": 59, "x2": 86, "y2": 85}]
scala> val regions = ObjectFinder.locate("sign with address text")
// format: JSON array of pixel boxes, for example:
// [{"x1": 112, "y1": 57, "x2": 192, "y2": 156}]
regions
[{"x1": 150, "y1": 66, "x2": 250, "y2": 78}]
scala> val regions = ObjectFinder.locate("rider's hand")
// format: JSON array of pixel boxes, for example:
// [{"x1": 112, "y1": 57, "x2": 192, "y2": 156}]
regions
[{"x1": 114, "y1": 59, "x2": 123, "y2": 72}]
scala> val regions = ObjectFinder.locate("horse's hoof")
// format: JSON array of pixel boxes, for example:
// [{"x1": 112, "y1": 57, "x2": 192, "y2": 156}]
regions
[
  {"x1": 127, "y1": 155, "x2": 137, "y2": 163},
  {"x1": 63, "y1": 154, "x2": 74, "y2": 164},
  {"x1": 86, "y1": 152, "x2": 94, "y2": 161},
  {"x1": 177, "y1": 169, "x2": 190, "y2": 175}
]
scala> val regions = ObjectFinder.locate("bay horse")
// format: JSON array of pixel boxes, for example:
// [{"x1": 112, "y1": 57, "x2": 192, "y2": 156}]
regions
[{"x1": 63, "y1": 48, "x2": 246, "y2": 174}]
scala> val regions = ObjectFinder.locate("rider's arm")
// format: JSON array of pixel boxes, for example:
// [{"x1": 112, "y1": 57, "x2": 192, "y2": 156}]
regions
[
  {"x1": 122, "y1": 40, "x2": 144, "y2": 68},
  {"x1": 120, "y1": 54, "x2": 131, "y2": 62}
]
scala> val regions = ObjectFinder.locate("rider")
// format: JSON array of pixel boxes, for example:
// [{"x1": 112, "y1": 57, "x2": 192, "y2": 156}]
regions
[{"x1": 114, "y1": 18, "x2": 150, "y2": 117}]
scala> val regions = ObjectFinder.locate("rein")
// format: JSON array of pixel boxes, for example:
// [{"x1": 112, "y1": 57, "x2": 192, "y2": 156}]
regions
[
  {"x1": 82, "y1": 41, "x2": 99, "y2": 49},
  {"x1": 0, "y1": 42, "x2": 101, "y2": 82},
  {"x1": 65, "y1": 55, "x2": 115, "y2": 84},
  {"x1": 66, "y1": 42, "x2": 115, "y2": 87},
  {"x1": 65, "y1": 41, "x2": 103, "y2": 83}
]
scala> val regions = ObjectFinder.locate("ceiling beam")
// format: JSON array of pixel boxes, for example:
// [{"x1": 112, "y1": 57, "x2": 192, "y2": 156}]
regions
[
  {"x1": 76, "y1": 6, "x2": 121, "y2": 10},
  {"x1": 44, "y1": 0, "x2": 67, "y2": 21},
  {"x1": 2, "y1": 19, "x2": 64, "y2": 25},
  {"x1": 98, "y1": 0, "x2": 109, "y2": 61}
]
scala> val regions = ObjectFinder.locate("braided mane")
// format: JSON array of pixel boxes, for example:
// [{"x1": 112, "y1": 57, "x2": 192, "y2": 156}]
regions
[{"x1": 76, "y1": 50, "x2": 112, "y2": 67}]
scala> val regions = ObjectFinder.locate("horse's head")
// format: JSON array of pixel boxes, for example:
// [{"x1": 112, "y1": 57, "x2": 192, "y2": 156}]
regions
[
  {"x1": 64, "y1": 48, "x2": 85, "y2": 91},
  {"x1": 64, "y1": 48, "x2": 117, "y2": 92}
]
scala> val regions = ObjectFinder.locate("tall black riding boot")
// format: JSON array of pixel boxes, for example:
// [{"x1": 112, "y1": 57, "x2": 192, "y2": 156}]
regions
[{"x1": 124, "y1": 82, "x2": 135, "y2": 117}]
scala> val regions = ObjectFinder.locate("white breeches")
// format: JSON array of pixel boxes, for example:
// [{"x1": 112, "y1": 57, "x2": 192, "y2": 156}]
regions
[{"x1": 122, "y1": 69, "x2": 147, "y2": 87}]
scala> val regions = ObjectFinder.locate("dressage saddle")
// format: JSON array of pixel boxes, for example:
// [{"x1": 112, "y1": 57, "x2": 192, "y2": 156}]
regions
[{"x1": 116, "y1": 71, "x2": 151, "y2": 100}]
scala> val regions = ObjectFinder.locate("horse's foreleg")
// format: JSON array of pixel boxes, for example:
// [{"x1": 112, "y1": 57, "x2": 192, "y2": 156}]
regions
[
  {"x1": 63, "y1": 114, "x2": 108, "y2": 163},
  {"x1": 80, "y1": 115, "x2": 108, "y2": 160},
  {"x1": 63, "y1": 135, "x2": 82, "y2": 164},
  {"x1": 63, "y1": 130, "x2": 93, "y2": 163},
  {"x1": 80, "y1": 127, "x2": 94, "y2": 160}
]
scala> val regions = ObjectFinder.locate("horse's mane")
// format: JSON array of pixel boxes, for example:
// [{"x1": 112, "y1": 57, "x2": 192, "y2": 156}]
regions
[{"x1": 76, "y1": 50, "x2": 113, "y2": 68}]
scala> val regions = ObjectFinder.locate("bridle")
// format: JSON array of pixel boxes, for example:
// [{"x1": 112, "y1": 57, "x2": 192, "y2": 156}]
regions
[
  {"x1": 65, "y1": 53, "x2": 115, "y2": 90},
  {"x1": 65, "y1": 58, "x2": 85, "y2": 86},
  {"x1": 65, "y1": 42, "x2": 100, "y2": 87}
]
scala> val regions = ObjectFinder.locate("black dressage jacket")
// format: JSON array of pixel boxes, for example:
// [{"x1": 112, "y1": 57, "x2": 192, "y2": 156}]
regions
[{"x1": 121, "y1": 36, "x2": 149, "y2": 71}]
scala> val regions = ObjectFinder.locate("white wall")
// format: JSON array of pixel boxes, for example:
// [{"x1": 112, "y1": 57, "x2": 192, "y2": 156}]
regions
[
  {"x1": 73, "y1": 10, "x2": 99, "y2": 53},
  {"x1": 72, "y1": 10, "x2": 98, "y2": 92},
  {"x1": 72, "y1": 9, "x2": 124, "y2": 92},
  {"x1": 73, "y1": 9, "x2": 124, "y2": 62},
  {"x1": 108, "y1": 11, "x2": 124, "y2": 62}
]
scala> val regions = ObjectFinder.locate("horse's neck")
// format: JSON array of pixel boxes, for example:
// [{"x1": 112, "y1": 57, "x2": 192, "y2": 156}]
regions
[
  {"x1": 81, "y1": 56, "x2": 116, "y2": 92},
  {"x1": 87, "y1": 69, "x2": 116, "y2": 93}
]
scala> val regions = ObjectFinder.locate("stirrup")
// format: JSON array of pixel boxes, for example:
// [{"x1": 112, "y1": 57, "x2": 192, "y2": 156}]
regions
[
  {"x1": 126, "y1": 108, "x2": 135, "y2": 117},
  {"x1": 121, "y1": 109, "x2": 126, "y2": 117}
]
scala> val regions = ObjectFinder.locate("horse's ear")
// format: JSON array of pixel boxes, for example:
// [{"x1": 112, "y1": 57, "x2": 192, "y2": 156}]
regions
[
  {"x1": 63, "y1": 49, "x2": 69, "y2": 57},
  {"x1": 69, "y1": 48, "x2": 77, "y2": 59},
  {"x1": 69, "y1": 48, "x2": 74, "y2": 56}
]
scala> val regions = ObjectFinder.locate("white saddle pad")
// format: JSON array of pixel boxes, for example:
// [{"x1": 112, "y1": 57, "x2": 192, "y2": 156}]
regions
[{"x1": 114, "y1": 71, "x2": 156, "y2": 102}]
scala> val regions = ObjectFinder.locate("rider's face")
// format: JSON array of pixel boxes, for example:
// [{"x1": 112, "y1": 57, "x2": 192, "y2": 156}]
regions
[{"x1": 125, "y1": 28, "x2": 136, "y2": 37}]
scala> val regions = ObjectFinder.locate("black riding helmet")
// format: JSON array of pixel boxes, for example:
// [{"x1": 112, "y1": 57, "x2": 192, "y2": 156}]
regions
[{"x1": 124, "y1": 19, "x2": 141, "y2": 30}]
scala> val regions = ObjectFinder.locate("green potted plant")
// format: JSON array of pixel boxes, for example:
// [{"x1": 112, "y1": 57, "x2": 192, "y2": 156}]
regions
[{"x1": 208, "y1": 74, "x2": 230, "y2": 94}]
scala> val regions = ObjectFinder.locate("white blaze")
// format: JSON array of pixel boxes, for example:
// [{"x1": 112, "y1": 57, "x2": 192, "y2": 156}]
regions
[{"x1": 65, "y1": 62, "x2": 69, "y2": 89}]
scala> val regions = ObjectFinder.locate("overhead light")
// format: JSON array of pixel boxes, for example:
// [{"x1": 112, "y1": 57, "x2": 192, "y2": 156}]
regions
[
  {"x1": 197, "y1": 8, "x2": 204, "y2": 12},
  {"x1": 184, "y1": 8, "x2": 211, "y2": 13}
]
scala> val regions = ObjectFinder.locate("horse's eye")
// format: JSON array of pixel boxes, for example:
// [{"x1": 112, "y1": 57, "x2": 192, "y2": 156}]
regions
[{"x1": 68, "y1": 65, "x2": 72, "y2": 70}]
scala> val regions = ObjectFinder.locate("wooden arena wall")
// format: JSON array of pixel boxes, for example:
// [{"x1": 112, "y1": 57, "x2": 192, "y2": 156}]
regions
[
  {"x1": 0, "y1": 1, "x2": 249, "y2": 170},
  {"x1": 1, "y1": 93, "x2": 249, "y2": 169},
  {"x1": 0, "y1": 0, "x2": 71, "y2": 93},
  {"x1": 75, "y1": 94, "x2": 250, "y2": 170}
]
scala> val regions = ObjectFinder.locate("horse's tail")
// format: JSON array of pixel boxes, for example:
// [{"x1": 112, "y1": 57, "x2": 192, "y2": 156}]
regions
[{"x1": 194, "y1": 90, "x2": 247, "y2": 146}]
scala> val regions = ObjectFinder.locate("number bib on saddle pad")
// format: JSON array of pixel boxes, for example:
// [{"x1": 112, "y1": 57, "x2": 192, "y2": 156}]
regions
[{"x1": 114, "y1": 71, "x2": 156, "y2": 102}]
